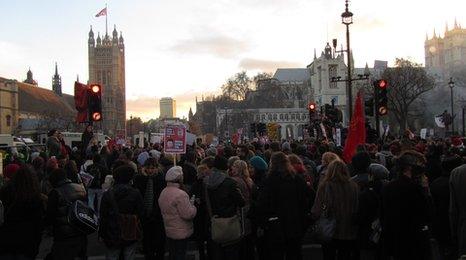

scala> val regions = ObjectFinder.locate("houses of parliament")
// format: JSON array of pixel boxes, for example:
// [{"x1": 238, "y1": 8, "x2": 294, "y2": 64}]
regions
[
  {"x1": 425, "y1": 19, "x2": 466, "y2": 80},
  {"x1": 88, "y1": 25, "x2": 126, "y2": 136}
]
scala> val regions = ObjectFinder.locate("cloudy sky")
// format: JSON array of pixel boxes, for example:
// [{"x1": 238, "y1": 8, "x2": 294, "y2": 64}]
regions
[{"x1": 1, "y1": 0, "x2": 464, "y2": 120}]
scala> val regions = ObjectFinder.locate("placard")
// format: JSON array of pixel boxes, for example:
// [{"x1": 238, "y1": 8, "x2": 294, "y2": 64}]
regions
[{"x1": 164, "y1": 124, "x2": 187, "y2": 154}]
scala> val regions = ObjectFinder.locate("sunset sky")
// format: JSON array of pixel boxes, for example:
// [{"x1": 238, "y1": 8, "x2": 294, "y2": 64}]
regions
[{"x1": 0, "y1": 0, "x2": 464, "y2": 120}]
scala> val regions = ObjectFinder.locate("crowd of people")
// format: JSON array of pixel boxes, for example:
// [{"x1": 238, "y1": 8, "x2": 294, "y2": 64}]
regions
[{"x1": 0, "y1": 127, "x2": 466, "y2": 260}]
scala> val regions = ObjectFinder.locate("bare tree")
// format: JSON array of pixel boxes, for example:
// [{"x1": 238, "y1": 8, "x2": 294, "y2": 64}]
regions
[
  {"x1": 382, "y1": 58, "x2": 435, "y2": 133},
  {"x1": 221, "y1": 71, "x2": 253, "y2": 101}
]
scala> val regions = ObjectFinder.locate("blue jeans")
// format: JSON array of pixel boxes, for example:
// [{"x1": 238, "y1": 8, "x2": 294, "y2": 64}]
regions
[
  {"x1": 88, "y1": 188, "x2": 103, "y2": 214},
  {"x1": 168, "y1": 238, "x2": 188, "y2": 260},
  {"x1": 105, "y1": 242, "x2": 137, "y2": 260}
]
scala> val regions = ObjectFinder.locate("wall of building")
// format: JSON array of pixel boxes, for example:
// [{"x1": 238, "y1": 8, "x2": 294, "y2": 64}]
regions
[{"x1": 0, "y1": 79, "x2": 18, "y2": 134}]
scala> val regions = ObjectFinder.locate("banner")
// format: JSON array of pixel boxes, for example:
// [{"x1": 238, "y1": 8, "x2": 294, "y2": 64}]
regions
[
  {"x1": 435, "y1": 116, "x2": 445, "y2": 128},
  {"x1": 420, "y1": 128, "x2": 427, "y2": 139},
  {"x1": 74, "y1": 81, "x2": 88, "y2": 123},
  {"x1": 164, "y1": 124, "x2": 186, "y2": 154}
]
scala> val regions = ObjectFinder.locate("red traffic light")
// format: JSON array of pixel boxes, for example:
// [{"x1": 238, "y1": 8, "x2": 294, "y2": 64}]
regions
[
  {"x1": 92, "y1": 112, "x2": 102, "y2": 121},
  {"x1": 90, "y1": 85, "x2": 101, "y2": 93},
  {"x1": 378, "y1": 106, "x2": 388, "y2": 116},
  {"x1": 378, "y1": 79, "x2": 387, "y2": 89},
  {"x1": 308, "y1": 102, "x2": 316, "y2": 111}
]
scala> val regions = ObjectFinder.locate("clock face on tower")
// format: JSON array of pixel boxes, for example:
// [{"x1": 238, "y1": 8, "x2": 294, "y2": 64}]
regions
[{"x1": 429, "y1": 46, "x2": 437, "y2": 54}]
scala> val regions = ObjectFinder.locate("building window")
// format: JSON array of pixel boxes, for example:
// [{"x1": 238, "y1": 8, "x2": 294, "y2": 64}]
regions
[
  {"x1": 279, "y1": 114, "x2": 284, "y2": 120},
  {"x1": 273, "y1": 114, "x2": 278, "y2": 121},
  {"x1": 329, "y1": 65, "x2": 338, "y2": 88},
  {"x1": 291, "y1": 114, "x2": 295, "y2": 120},
  {"x1": 285, "y1": 114, "x2": 289, "y2": 120},
  {"x1": 268, "y1": 114, "x2": 272, "y2": 121},
  {"x1": 6, "y1": 115, "x2": 11, "y2": 127},
  {"x1": 261, "y1": 114, "x2": 265, "y2": 121}
]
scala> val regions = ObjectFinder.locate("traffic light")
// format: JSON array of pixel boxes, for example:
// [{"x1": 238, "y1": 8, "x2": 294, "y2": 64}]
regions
[
  {"x1": 88, "y1": 83, "x2": 102, "y2": 122},
  {"x1": 375, "y1": 79, "x2": 388, "y2": 116},
  {"x1": 308, "y1": 102, "x2": 317, "y2": 120},
  {"x1": 257, "y1": 123, "x2": 267, "y2": 136},
  {"x1": 365, "y1": 97, "x2": 374, "y2": 117},
  {"x1": 250, "y1": 123, "x2": 257, "y2": 137}
]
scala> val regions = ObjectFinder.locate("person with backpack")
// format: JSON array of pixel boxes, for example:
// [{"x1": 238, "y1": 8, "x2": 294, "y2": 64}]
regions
[
  {"x1": 86, "y1": 154, "x2": 108, "y2": 214},
  {"x1": 133, "y1": 158, "x2": 167, "y2": 260},
  {"x1": 45, "y1": 168, "x2": 88, "y2": 260},
  {"x1": 99, "y1": 165, "x2": 144, "y2": 260},
  {"x1": 159, "y1": 166, "x2": 197, "y2": 260}
]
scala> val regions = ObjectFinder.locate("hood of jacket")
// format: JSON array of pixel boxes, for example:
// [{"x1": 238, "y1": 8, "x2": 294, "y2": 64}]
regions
[{"x1": 205, "y1": 169, "x2": 226, "y2": 189}]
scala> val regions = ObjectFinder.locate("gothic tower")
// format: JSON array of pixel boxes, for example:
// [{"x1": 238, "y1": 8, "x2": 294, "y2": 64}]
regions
[
  {"x1": 52, "y1": 62, "x2": 62, "y2": 96},
  {"x1": 88, "y1": 25, "x2": 126, "y2": 136}
]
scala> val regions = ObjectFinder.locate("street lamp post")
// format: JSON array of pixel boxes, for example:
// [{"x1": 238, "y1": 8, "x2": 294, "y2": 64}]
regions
[
  {"x1": 342, "y1": 0, "x2": 354, "y2": 120},
  {"x1": 449, "y1": 77, "x2": 455, "y2": 134}
]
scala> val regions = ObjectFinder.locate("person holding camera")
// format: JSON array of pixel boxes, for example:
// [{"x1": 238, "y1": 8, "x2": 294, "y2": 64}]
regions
[{"x1": 381, "y1": 150, "x2": 433, "y2": 260}]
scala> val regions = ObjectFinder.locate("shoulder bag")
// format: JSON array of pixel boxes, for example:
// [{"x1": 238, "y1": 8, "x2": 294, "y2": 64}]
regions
[
  {"x1": 204, "y1": 184, "x2": 243, "y2": 245},
  {"x1": 313, "y1": 184, "x2": 336, "y2": 242}
]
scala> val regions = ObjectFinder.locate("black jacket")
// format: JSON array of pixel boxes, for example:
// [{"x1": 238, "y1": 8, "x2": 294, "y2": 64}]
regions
[
  {"x1": 255, "y1": 172, "x2": 309, "y2": 240},
  {"x1": 381, "y1": 175, "x2": 433, "y2": 259},
  {"x1": 45, "y1": 180, "x2": 87, "y2": 240},
  {"x1": 206, "y1": 170, "x2": 245, "y2": 218},
  {"x1": 133, "y1": 173, "x2": 166, "y2": 220},
  {"x1": 430, "y1": 175, "x2": 452, "y2": 245},
  {"x1": 0, "y1": 184, "x2": 45, "y2": 258}
]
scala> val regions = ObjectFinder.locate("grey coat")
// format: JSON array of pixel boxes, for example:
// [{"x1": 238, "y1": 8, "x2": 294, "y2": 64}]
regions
[{"x1": 450, "y1": 164, "x2": 466, "y2": 256}]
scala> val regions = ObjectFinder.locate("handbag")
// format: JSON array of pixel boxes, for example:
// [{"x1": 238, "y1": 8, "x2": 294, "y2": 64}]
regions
[
  {"x1": 56, "y1": 188, "x2": 98, "y2": 235},
  {"x1": 205, "y1": 185, "x2": 243, "y2": 244},
  {"x1": 313, "y1": 185, "x2": 336, "y2": 242}
]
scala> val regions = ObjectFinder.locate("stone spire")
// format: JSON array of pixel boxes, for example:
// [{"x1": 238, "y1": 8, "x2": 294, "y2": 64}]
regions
[
  {"x1": 454, "y1": 18, "x2": 459, "y2": 29},
  {"x1": 188, "y1": 107, "x2": 194, "y2": 121},
  {"x1": 313, "y1": 48, "x2": 317, "y2": 60},
  {"x1": 52, "y1": 62, "x2": 62, "y2": 96}
]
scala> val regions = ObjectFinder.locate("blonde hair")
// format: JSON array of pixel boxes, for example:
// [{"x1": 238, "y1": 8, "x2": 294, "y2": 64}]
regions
[
  {"x1": 197, "y1": 164, "x2": 209, "y2": 178},
  {"x1": 321, "y1": 152, "x2": 340, "y2": 166},
  {"x1": 323, "y1": 160, "x2": 350, "y2": 183},
  {"x1": 232, "y1": 160, "x2": 251, "y2": 179},
  {"x1": 288, "y1": 154, "x2": 303, "y2": 165}
]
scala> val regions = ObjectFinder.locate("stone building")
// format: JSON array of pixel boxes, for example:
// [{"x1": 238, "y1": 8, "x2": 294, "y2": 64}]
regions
[
  {"x1": 160, "y1": 97, "x2": 176, "y2": 118},
  {"x1": 0, "y1": 67, "x2": 77, "y2": 136},
  {"x1": 425, "y1": 20, "x2": 466, "y2": 80},
  {"x1": 192, "y1": 42, "x2": 383, "y2": 140},
  {"x1": 0, "y1": 78, "x2": 19, "y2": 135},
  {"x1": 88, "y1": 25, "x2": 126, "y2": 136}
]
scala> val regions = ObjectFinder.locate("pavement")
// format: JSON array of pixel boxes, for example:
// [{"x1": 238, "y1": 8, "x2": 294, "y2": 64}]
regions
[{"x1": 36, "y1": 231, "x2": 324, "y2": 260}]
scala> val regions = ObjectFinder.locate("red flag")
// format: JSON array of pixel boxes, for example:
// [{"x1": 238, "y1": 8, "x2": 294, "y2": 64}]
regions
[
  {"x1": 95, "y1": 7, "x2": 107, "y2": 17},
  {"x1": 343, "y1": 91, "x2": 366, "y2": 163},
  {"x1": 74, "y1": 81, "x2": 88, "y2": 123}
]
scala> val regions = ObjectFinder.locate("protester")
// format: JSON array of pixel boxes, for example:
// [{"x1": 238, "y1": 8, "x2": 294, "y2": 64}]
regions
[
  {"x1": 312, "y1": 160, "x2": 359, "y2": 260},
  {"x1": 449, "y1": 158, "x2": 466, "y2": 257},
  {"x1": 230, "y1": 159, "x2": 256, "y2": 260},
  {"x1": 133, "y1": 158, "x2": 167, "y2": 260},
  {"x1": 0, "y1": 165, "x2": 45, "y2": 259},
  {"x1": 256, "y1": 152, "x2": 309, "y2": 260},
  {"x1": 99, "y1": 165, "x2": 143, "y2": 260},
  {"x1": 431, "y1": 155, "x2": 463, "y2": 259},
  {"x1": 381, "y1": 150, "x2": 433, "y2": 259},
  {"x1": 86, "y1": 154, "x2": 108, "y2": 214},
  {"x1": 206, "y1": 156, "x2": 245, "y2": 260},
  {"x1": 159, "y1": 166, "x2": 197, "y2": 260},
  {"x1": 45, "y1": 168, "x2": 88, "y2": 260},
  {"x1": 47, "y1": 129, "x2": 61, "y2": 157}
]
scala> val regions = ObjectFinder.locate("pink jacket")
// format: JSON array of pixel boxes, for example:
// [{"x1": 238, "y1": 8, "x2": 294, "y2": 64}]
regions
[{"x1": 158, "y1": 183, "x2": 197, "y2": 239}]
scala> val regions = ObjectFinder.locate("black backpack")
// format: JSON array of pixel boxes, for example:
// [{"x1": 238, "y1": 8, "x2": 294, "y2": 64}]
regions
[{"x1": 55, "y1": 189, "x2": 98, "y2": 235}]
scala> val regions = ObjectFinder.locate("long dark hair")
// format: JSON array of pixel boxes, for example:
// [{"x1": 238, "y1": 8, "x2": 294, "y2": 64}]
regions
[
  {"x1": 11, "y1": 165, "x2": 41, "y2": 202},
  {"x1": 269, "y1": 152, "x2": 295, "y2": 176}
]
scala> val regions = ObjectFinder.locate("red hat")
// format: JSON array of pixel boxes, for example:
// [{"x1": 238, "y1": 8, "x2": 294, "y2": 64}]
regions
[
  {"x1": 452, "y1": 137, "x2": 463, "y2": 147},
  {"x1": 4, "y1": 163, "x2": 20, "y2": 180}
]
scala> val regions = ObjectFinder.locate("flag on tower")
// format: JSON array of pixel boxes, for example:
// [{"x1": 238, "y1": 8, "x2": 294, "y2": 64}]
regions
[{"x1": 95, "y1": 7, "x2": 107, "y2": 17}]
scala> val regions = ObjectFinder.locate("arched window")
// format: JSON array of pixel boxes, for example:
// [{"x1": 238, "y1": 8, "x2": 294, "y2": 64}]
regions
[{"x1": 6, "y1": 115, "x2": 11, "y2": 127}]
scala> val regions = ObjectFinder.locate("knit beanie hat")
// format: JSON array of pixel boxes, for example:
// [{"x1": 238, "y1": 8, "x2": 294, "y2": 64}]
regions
[
  {"x1": 166, "y1": 166, "x2": 183, "y2": 182},
  {"x1": 249, "y1": 156, "x2": 268, "y2": 171}
]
